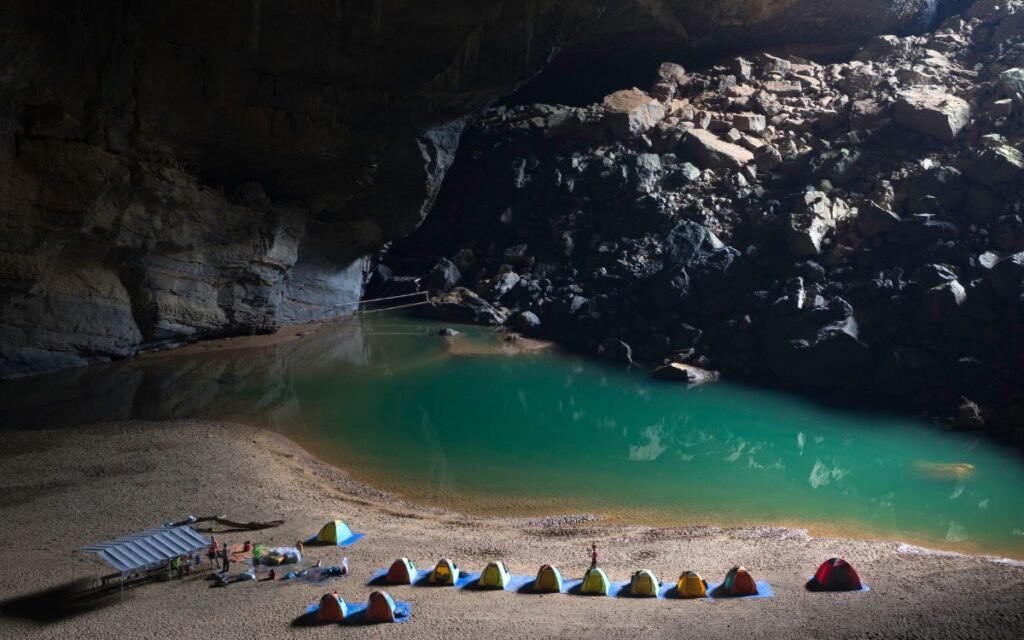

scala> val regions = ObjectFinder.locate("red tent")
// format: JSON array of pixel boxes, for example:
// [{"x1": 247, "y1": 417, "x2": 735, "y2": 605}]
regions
[{"x1": 808, "y1": 558, "x2": 862, "y2": 591}]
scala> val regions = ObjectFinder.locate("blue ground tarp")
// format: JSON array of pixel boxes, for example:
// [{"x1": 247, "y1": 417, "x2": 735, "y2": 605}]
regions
[
  {"x1": 368, "y1": 567, "x2": 774, "y2": 599},
  {"x1": 304, "y1": 532, "x2": 364, "y2": 547},
  {"x1": 302, "y1": 601, "x2": 411, "y2": 625}
]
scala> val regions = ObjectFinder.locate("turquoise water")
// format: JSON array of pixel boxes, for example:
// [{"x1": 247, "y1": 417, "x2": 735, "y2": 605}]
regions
[{"x1": 2, "y1": 316, "x2": 1023, "y2": 557}]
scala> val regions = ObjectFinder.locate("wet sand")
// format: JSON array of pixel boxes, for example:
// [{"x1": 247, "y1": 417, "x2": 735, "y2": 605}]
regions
[{"x1": 0, "y1": 420, "x2": 1022, "y2": 639}]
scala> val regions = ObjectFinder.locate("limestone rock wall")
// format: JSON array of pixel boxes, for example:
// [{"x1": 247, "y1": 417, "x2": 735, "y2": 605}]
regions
[{"x1": 0, "y1": 0, "x2": 960, "y2": 378}]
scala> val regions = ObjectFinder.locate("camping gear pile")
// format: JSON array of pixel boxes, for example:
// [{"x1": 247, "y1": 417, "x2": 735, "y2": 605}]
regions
[{"x1": 253, "y1": 546, "x2": 302, "y2": 567}]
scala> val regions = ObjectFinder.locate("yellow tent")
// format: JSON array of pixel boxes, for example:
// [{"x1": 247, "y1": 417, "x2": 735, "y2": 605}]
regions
[
  {"x1": 629, "y1": 569, "x2": 660, "y2": 597},
  {"x1": 534, "y1": 564, "x2": 563, "y2": 593},
  {"x1": 581, "y1": 567, "x2": 611, "y2": 595},
  {"x1": 479, "y1": 561, "x2": 511, "y2": 589},
  {"x1": 676, "y1": 571, "x2": 708, "y2": 598},
  {"x1": 315, "y1": 520, "x2": 354, "y2": 545},
  {"x1": 428, "y1": 558, "x2": 459, "y2": 585}
]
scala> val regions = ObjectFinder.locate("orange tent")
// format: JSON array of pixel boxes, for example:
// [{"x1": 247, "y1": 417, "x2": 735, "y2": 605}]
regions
[
  {"x1": 721, "y1": 566, "x2": 758, "y2": 596},
  {"x1": 367, "y1": 591, "x2": 397, "y2": 623},
  {"x1": 386, "y1": 558, "x2": 417, "y2": 584},
  {"x1": 317, "y1": 592, "x2": 347, "y2": 622}
]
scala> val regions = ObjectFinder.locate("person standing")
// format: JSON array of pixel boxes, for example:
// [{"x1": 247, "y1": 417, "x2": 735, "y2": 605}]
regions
[
  {"x1": 208, "y1": 538, "x2": 220, "y2": 569},
  {"x1": 590, "y1": 542, "x2": 599, "y2": 570},
  {"x1": 222, "y1": 545, "x2": 231, "y2": 574}
]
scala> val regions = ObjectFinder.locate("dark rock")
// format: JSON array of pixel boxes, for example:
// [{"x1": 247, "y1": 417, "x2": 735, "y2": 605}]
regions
[
  {"x1": 484, "y1": 272, "x2": 521, "y2": 303},
  {"x1": 953, "y1": 398, "x2": 987, "y2": 429},
  {"x1": 602, "y1": 89, "x2": 665, "y2": 136},
  {"x1": 999, "y1": 68, "x2": 1024, "y2": 101},
  {"x1": 971, "y1": 145, "x2": 1024, "y2": 185},
  {"x1": 514, "y1": 310, "x2": 542, "y2": 332},
  {"x1": 664, "y1": 220, "x2": 723, "y2": 268},
  {"x1": 427, "y1": 258, "x2": 463, "y2": 294},
  {"x1": 893, "y1": 87, "x2": 970, "y2": 141},
  {"x1": 652, "y1": 362, "x2": 720, "y2": 385},
  {"x1": 766, "y1": 288, "x2": 872, "y2": 390},
  {"x1": 426, "y1": 287, "x2": 507, "y2": 326},
  {"x1": 634, "y1": 334, "x2": 671, "y2": 362},
  {"x1": 596, "y1": 338, "x2": 633, "y2": 364},
  {"x1": 857, "y1": 201, "x2": 901, "y2": 238},
  {"x1": 989, "y1": 252, "x2": 1024, "y2": 297},
  {"x1": 678, "y1": 129, "x2": 754, "y2": 170},
  {"x1": 437, "y1": 328, "x2": 461, "y2": 337},
  {"x1": 921, "y1": 279, "x2": 967, "y2": 321}
]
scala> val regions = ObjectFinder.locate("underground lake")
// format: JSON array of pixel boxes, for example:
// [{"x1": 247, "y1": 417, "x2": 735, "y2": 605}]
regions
[{"x1": 2, "y1": 315, "x2": 1022, "y2": 559}]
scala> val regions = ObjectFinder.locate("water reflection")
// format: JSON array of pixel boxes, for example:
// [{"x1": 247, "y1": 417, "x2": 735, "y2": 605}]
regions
[
  {"x1": 0, "y1": 316, "x2": 1022, "y2": 557},
  {"x1": 0, "y1": 321, "x2": 370, "y2": 429}
]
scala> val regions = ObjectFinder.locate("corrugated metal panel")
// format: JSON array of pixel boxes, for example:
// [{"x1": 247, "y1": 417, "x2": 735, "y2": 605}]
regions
[{"x1": 77, "y1": 526, "x2": 211, "y2": 574}]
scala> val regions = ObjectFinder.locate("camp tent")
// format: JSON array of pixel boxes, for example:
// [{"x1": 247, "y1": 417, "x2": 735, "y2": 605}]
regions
[
  {"x1": 581, "y1": 567, "x2": 611, "y2": 595},
  {"x1": 721, "y1": 566, "x2": 758, "y2": 596},
  {"x1": 534, "y1": 564, "x2": 563, "y2": 593},
  {"x1": 315, "y1": 520, "x2": 354, "y2": 545},
  {"x1": 428, "y1": 558, "x2": 459, "y2": 585},
  {"x1": 367, "y1": 591, "x2": 397, "y2": 622},
  {"x1": 629, "y1": 569, "x2": 660, "y2": 597},
  {"x1": 676, "y1": 571, "x2": 708, "y2": 598},
  {"x1": 386, "y1": 558, "x2": 417, "y2": 584},
  {"x1": 808, "y1": 558, "x2": 862, "y2": 591},
  {"x1": 317, "y1": 592, "x2": 347, "y2": 622},
  {"x1": 479, "y1": 561, "x2": 511, "y2": 589}
]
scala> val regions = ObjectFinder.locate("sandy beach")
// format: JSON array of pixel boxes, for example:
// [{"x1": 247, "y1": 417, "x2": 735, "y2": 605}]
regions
[{"x1": 1, "y1": 420, "x2": 1022, "y2": 640}]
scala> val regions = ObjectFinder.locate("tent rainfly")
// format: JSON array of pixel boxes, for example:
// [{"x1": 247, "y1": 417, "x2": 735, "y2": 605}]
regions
[{"x1": 76, "y1": 525, "x2": 211, "y2": 574}]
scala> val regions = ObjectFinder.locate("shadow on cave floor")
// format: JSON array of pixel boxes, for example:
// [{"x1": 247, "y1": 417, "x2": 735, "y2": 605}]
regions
[{"x1": 0, "y1": 578, "x2": 129, "y2": 624}]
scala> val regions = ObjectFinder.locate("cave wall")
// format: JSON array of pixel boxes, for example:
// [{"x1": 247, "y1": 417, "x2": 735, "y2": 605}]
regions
[{"x1": 0, "y1": 0, "x2": 958, "y2": 378}]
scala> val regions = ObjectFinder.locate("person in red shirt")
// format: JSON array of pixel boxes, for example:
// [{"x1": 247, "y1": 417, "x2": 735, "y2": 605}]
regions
[
  {"x1": 590, "y1": 543, "x2": 599, "y2": 570},
  {"x1": 207, "y1": 538, "x2": 220, "y2": 568}
]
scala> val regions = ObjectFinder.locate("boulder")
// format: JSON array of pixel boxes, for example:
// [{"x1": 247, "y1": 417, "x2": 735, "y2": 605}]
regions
[
  {"x1": 484, "y1": 272, "x2": 521, "y2": 302},
  {"x1": 893, "y1": 87, "x2": 970, "y2": 141},
  {"x1": 857, "y1": 201, "x2": 901, "y2": 238},
  {"x1": 765, "y1": 285, "x2": 872, "y2": 390},
  {"x1": 651, "y1": 62, "x2": 687, "y2": 101},
  {"x1": 671, "y1": 323, "x2": 703, "y2": 349},
  {"x1": 732, "y1": 113, "x2": 766, "y2": 133},
  {"x1": 785, "y1": 191, "x2": 853, "y2": 257},
  {"x1": 953, "y1": 398, "x2": 987, "y2": 429},
  {"x1": 999, "y1": 68, "x2": 1024, "y2": 101},
  {"x1": 971, "y1": 145, "x2": 1024, "y2": 185},
  {"x1": 988, "y1": 251, "x2": 1024, "y2": 297},
  {"x1": 513, "y1": 310, "x2": 542, "y2": 332},
  {"x1": 427, "y1": 258, "x2": 463, "y2": 293},
  {"x1": 678, "y1": 129, "x2": 754, "y2": 170},
  {"x1": 427, "y1": 287, "x2": 507, "y2": 325},
  {"x1": 663, "y1": 220, "x2": 725, "y2": 268},
  {"x1": 602, "y1": 89, "x2": 666, "y2": 136},
  {"x1": 652, "y1": 362, "x2": 720, "y2": 385},
  {"x1": 921, "y1": 279, "x2": 967, "y2": 321},
  {"x1": 596, "y1": 338, "x2": 633, "y2": 364}
]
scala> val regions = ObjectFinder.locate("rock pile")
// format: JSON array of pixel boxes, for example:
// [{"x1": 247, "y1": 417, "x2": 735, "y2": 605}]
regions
[{"x1": 383, "y1": 2, "x2": 1024, "y2": 437}]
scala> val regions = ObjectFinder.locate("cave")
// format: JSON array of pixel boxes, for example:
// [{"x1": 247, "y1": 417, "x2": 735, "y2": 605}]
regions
[{"x1": 1, "y1": 2, "x2": 1024, "y2": 637}]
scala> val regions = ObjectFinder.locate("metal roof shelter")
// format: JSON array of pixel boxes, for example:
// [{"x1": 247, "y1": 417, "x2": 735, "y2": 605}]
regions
[{"x1": 76, "y1": 525, "x2": 211, "y2": 575}]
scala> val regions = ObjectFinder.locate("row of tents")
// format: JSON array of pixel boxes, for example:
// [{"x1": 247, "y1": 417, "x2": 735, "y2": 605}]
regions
[
  {"x1": 384, "y1": 557, "x2": 863, "y2": 596},
  {"x1": 315, "y1": 590, "x2": 409, "y2": 624}
]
